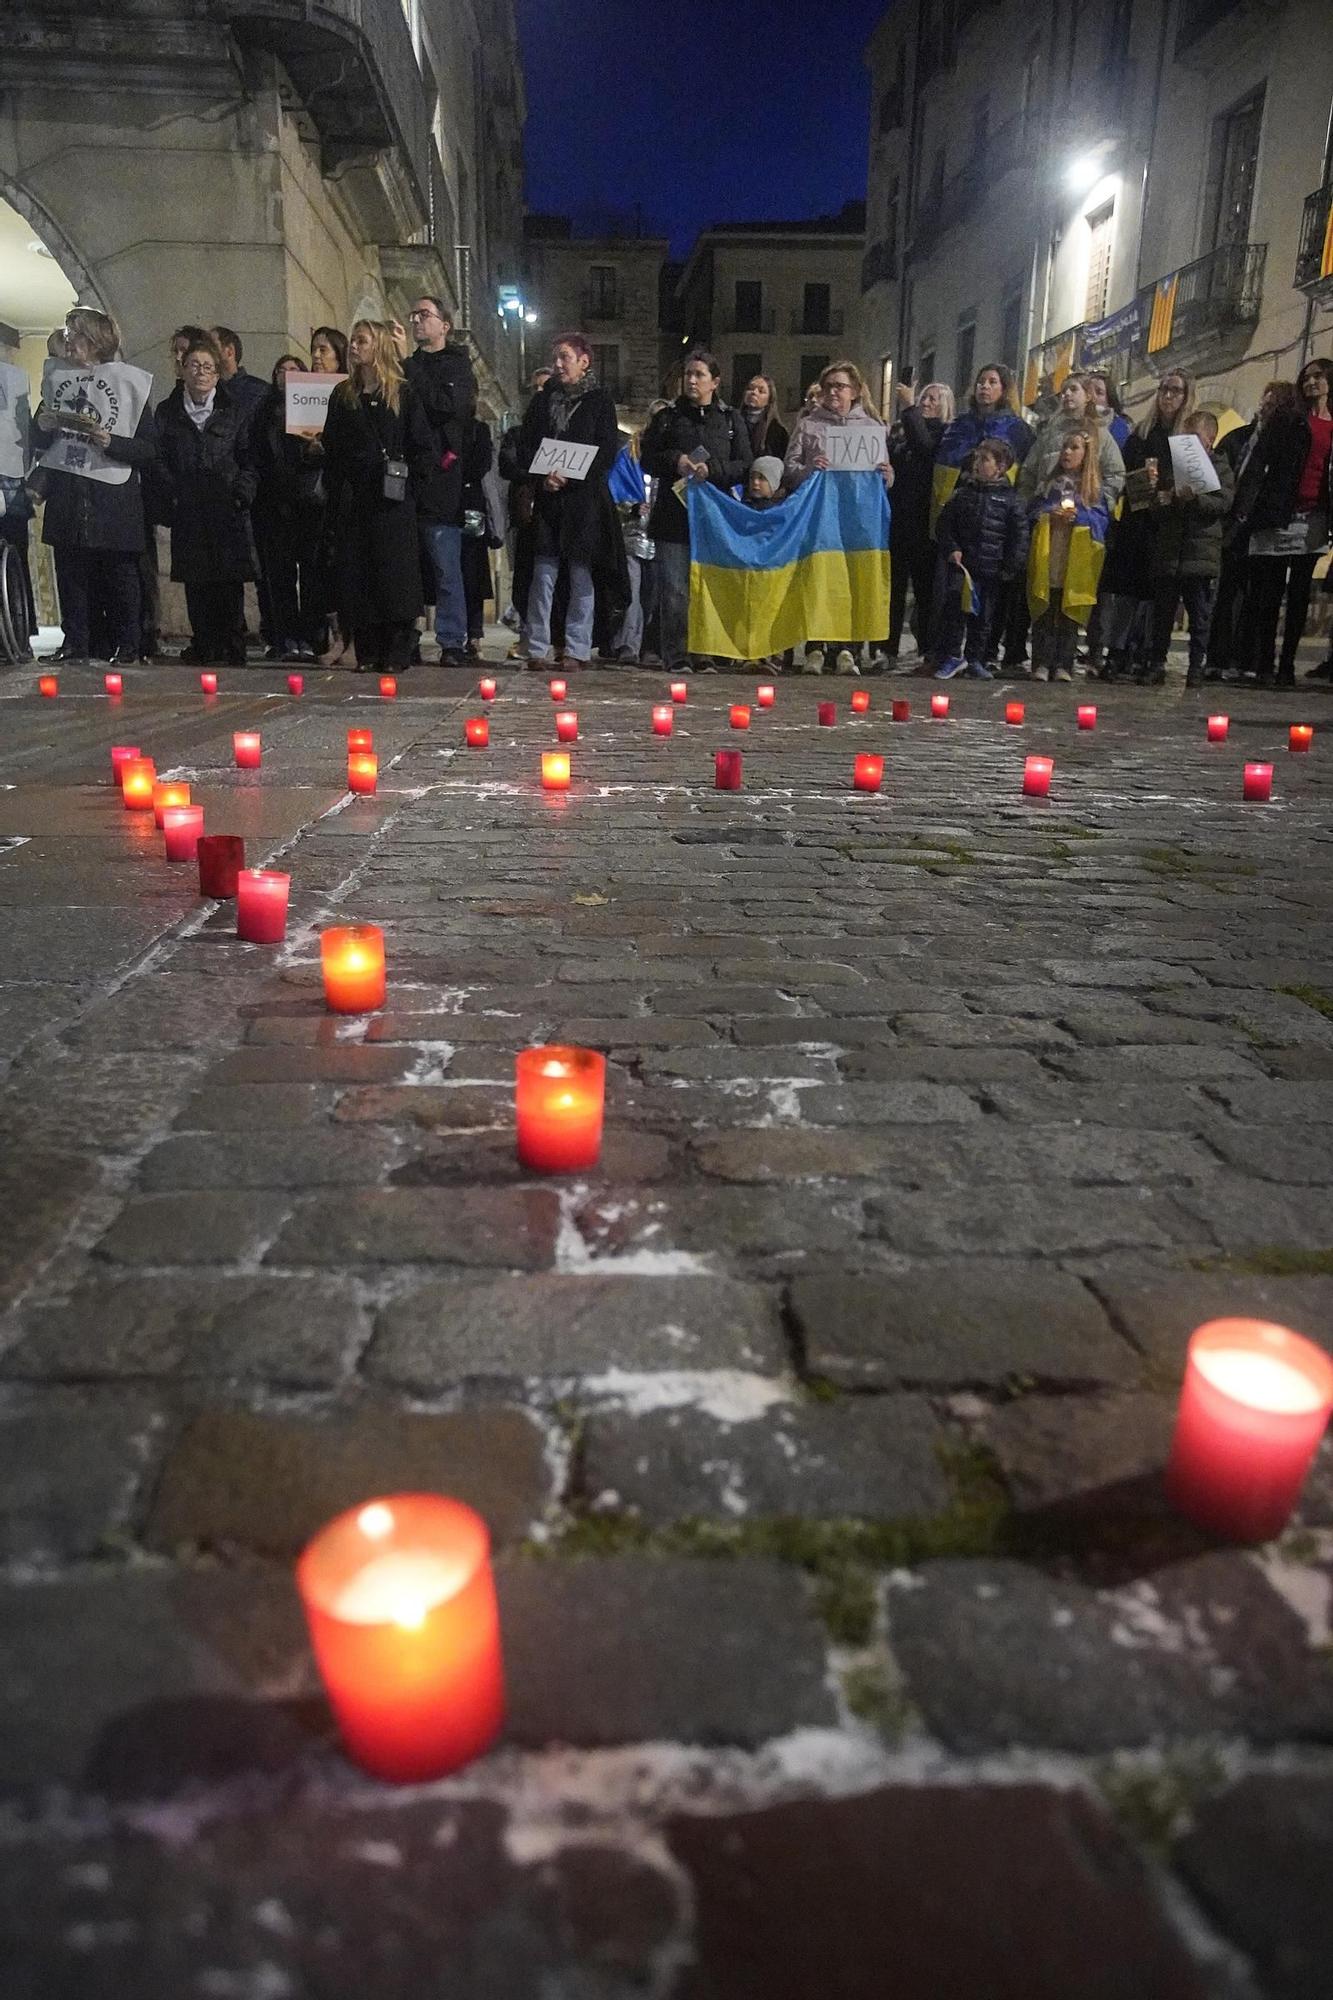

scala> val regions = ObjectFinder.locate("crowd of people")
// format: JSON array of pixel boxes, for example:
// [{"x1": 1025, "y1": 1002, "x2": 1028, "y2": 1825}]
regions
[{"x1": 2, "y1": 304, "x2": 1330, "y2": 688}]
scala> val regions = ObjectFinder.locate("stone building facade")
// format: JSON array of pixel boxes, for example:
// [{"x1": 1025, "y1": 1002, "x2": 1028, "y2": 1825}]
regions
[
  {"x1": 861, "y1": 0, "x2": 1333, "y2": 420},
  {"x1": 522, "y1": 217, "x2": 672, "y2": 426}
]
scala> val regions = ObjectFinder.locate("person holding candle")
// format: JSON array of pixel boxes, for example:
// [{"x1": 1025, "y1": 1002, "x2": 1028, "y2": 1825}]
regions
[
  {"x1": 1025, "y1": 431, "x2": 1108, "y2": 683},
  {"x1": 156, "y1": 335, "x2": 257, "y2": 668},
  {"x1": 932, "y1": 440, "x2": 1029, "y2": 680},
  {"x1": 1147, "y1": 410, "x2": 1234, "y2": 688},
  {"x1": 1017, "y1": 374, "x2": 1125, "y2": 514}
]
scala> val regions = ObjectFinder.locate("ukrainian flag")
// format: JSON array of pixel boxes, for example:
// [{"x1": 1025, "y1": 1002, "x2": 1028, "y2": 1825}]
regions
[
  {"x1": 687, "y1": 471, "x2": 889, "y2": 659},
  {"x1": 1026, "y1": 500, "x2": 1108, "y2": 627},
  {"x1": 930, "y1": 411, "x2": 1029, "y2": 528}
]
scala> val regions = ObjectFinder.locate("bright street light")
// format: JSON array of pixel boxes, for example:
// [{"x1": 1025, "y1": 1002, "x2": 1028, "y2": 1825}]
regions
[{"x1": 1065, "y1": 153, "x2": 1103, "y2": 195}]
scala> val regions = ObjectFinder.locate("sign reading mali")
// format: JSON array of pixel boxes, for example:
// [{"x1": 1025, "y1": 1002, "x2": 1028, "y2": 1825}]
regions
[
  {"x1": 38, "y1": 360, "x2": 153, "y2": 484},
  {"x1": 284, "y1": 371, "x2": 345, "y2": 435},
  {"x1": 529, "y1": 437, "x2": 599, "y2": 481}
]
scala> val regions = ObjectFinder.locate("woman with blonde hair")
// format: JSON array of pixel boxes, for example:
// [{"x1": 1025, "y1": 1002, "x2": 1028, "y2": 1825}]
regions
[
  {"x1": 783, "y1": 360, "x2": 893, "y2": 674},
  {"x1": 1096, "y1": 368, "x2": 1195, "y2": 681},
  {"x1": 320, "y1": 318, "x2": 435, "y2": 670}
]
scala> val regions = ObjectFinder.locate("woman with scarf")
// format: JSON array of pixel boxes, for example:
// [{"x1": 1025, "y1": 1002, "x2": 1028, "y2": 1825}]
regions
[
  {"x1": 508, "y1": 332, "x2": 626, "y2": 668},
  {"x1": 740, "y1": 375, "x2": 789, "y2": 465}
]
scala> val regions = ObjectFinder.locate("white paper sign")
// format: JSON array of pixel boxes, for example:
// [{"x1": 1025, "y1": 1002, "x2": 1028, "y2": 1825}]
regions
[
  {"x1": 38, "y1": 360, "x2": 153, "y2": 484},
  {"x1": 1168, "y1": 432, "x2": 1221, "y2": 494},
  {"x1": 284, "y1": 371, "x2": 344, "y2": 435},
  {"x1": 0, "y1": 362, "x2": 28, "y2": 480},
  {"x1": 530, "y1": 436, "x2": 598, "y2": 481},
  {"x1": 824, "y1": 426, "x2": 887, "y2": 471}
]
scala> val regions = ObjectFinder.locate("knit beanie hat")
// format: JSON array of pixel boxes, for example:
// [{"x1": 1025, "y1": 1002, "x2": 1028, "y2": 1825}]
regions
[{"x1": 751, "y1": 455, "x2": 785, "y2": 491}]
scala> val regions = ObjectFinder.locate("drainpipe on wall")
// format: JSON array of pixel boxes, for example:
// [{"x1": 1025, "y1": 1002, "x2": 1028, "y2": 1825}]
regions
[{"x1": 895, "y1": 0, "x2": 926, "y2": 368}]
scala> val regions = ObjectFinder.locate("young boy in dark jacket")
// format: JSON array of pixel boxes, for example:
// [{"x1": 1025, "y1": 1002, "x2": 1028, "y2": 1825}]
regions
[{"x1": 933, "y1": 440, "x2": 1029, "y2": 678}]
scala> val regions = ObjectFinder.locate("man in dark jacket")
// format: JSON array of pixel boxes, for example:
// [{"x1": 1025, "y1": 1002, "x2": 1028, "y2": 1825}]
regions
[
  {"x1": 639, "y1": 350, "x2": 750, "y2": 669},
  {"x1": 932, "y1": 440, "x2": 1028, "y2": 678},
  {"x1": 404, "y1": 296, "x2": 477, "y2": 668}
]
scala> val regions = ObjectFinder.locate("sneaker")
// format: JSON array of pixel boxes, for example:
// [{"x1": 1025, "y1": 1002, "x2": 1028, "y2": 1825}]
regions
[
  {"x1": 866, "y1": 649, "x2": 892, "y2": 673},
  {"x1": 933, "y1": 656, "x2": 967, "y2": 680},
  {"x1": 1304, "y1": 658, "x2": 1333, "y2": 682},
  {"x1": 834, "y1": 649, "x2": 860, "y2": 675},
  {"x1": 1052, "y1": 666, "x2": 1073, "y2": 683},
  {"x1": 802, "y1": 650, "x2": 827, "y2": 675},
  {"x1": 966, "y1": 661, "x2": 993, "y2": 679},
  {"x1": 1031, "y1": 663, "x2": 1050, "y2": 681}
]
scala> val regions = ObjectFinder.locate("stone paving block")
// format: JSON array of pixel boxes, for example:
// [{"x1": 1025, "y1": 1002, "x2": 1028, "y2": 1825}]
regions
[
  {"x1": 789, "y1": 1265, "x2": 1135, "y2": 1388},
  {"x1": 1174, "y1": 1777, "x2": 1333, "y2": 2000},
  {"x1": 207, "y1": 1044, "x2": 418, "y2": 1084},
  {"x1": 893, "y1": 1012, "x2": 1076, "y2": 1047},
  {"x1": 333, "y1": 1082, "x2": 509, "y2": 1128},
  {"x1": 366, "y1": 1273, "x2": 785, "y2": 1388},
  {"x1": 498, "y1": 1558, "x2": 835, "y2": 1747},
  {"x1": 1043, "y1": 959, "x2": 1201, "y2": 990},
  {"x1": 575, "y1": 1185, "x2": 865, "y2": 1265},
  {"x1": 1, "y1": 1053, "x2": 204, "y2": 1153},
  {"x1": 792, "y1": 1081, "x2": 982, "y2": 1124},
  {"x1": 581, "y1": 1398, "x2": 948, "y2": 1523},
  {"x1": 393, "y1": 1126, "x2": 672, "y2": 1186},
  {"x1": 638, "y1": 1047, "x2": 831, "y2": 1082},
  {"x1": 94, "y1": 1192, "x2": 280, "y2": 1266},
  {"x1": 0, "y1": 1392, "x2": 160, "y2": 1560},
  {"x1": 144, "y1": 1404, "x2": 553, "y2": 1557},
  {"x1": 869, "y1": 1186, "x2": 1195, "y2": 1258},
  {"x1": 555, "y1": 1017, "x2": 723, "y2": 1048},
  {"x1": 980, "y1": 1080, "x2": 1215, "y2": 1130},
  {"x1": 1168, "y1": 1178, "x2": 1333, "y2": 1252},
  {"x1": 173, "y1": 1081, "x2": 331, "y2": 1129},
  {"x1": 138, "y1": 1130, "x2": 400, "y2": 1191},
  {"x1": 1202, "y1": 1123, "x2": 1333, "y2": 1183},
  {"x1": 1050, "y1": 1044, "x2": 1267, "y2": 1083},
  {"x1": 668, "y1": 1784, "x2": 1211, "y2": 2000},
  {"x1": 691, "y1": 1127, "x2": 909, "y2": 1183},
  {"x1": 840, "y1": 1045, "x2": 1050, "y2": 1085},
  {"x1": 975, "y1": 1391, "x2": 1177, "y2": 1513},
  {"x1": 0, "y1": 1145, "x2": 95, "y2": 1309},
  {"x1": 1207, "y1": 1080, "x2": 1333, "y2": 1124},
  {"x1": 1079, "y1": 1264, "x2": 1333, "y2": 1369},
  {"x1": 3, "y1": 1273, "x2": 366, "y2": 1386},
  {"x1": 270, "y1": 1186, "x2": 560, "y2": 1268}
]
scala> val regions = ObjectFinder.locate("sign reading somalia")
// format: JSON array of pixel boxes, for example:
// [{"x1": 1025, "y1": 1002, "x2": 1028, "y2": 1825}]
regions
[
  {"x1": 38, "y1": 359, "x2": 153, "y2": 484},
  {"x1": 284, "y1": 371, "x2": 345, "y2": 435}
]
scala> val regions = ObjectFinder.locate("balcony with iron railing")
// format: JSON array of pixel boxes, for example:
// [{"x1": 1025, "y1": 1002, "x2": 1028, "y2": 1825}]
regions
[
  {"x1": 861, "y1": 239, "x2": 898, "y2": 292},
  {"x1": 1296, "y1": 184, "x2": 1333, "y2": 296},
  {"x1": 789, "y1": 308, "x2": 845, "y2": 337},
  {"x1": 1137, "y1": 241, "x2": 1266, "y2": 372}
]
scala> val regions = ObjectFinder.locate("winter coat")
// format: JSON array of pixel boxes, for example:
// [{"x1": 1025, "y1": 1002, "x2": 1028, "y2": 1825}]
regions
[
  {"x1": 1228, "y1": 408, "x2": 1313, "y2": 546},
  {"x1": 640, "y1": 395, "x2": 752, "y2": 544},
  {"x1": 889, "y1": 402, "x2": 943, "y2": 551},
  {"x1": 935, "y1": 475, "x2": 1029, "y2": 579},
  {"x1": 404, "y1": 342, "x2": 478, "y2": 525},
  {"x1": 1018, "y1": 411, "x2": 1125, "y2": 508},
  {"x1": 783, "y1": 403, "x2": 890, "y2": 488},
  {"x1": 37, "y1": 401, "x2": 157, "y2": 556},
  {"x1": 1151, "y1": 448, "x2": 1235, "y2": 580},
  {"x1": 742, "y1": 406, "x2": 790, "y2": 463},
  {"x1": 222, "y1": 367, "x2": 269, "y2": 442},
  {"x1": 250, "y1": 386, "x2": 325, "y2": 525},
  {"x1": 1099, "y1": 425, "x2": 1172, "y2": 599},
  {"x1": 509, "y1": 378, "x2": 630, "y2": 624},
  {"x1": 156, "y1": 382, "x2": 257, "y2": 583},
  {"x1": 321, "y1": 381, "x2": 437, "y2": 624}
]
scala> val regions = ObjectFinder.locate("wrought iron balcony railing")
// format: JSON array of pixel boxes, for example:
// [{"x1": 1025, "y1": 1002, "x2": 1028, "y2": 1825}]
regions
[{"x1": 1296, "y1": 185, "x2": 1333, "y2": 295}]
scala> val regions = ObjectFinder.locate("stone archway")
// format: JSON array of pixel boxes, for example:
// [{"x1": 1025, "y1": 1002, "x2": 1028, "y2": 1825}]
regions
[{"x1": 0, "y1": 174, "x2": 101, "y2": 319}]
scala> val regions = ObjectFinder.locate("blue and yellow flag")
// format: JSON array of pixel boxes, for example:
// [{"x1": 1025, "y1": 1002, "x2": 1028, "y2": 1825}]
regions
[
  {"x1": 1026, "y1": 499, "x2": 1108, "y2": 626},
  {"x1": 930, "y1": 410, "x2": 1029, "y2": 528},
  {"x1": 687, "y1": 472, "x2": 890, "y2": 659}
]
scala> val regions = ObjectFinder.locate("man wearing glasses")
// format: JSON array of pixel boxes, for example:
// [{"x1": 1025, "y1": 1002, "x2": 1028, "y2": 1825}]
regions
[{"x1": 403, "y1": 296, "x2": 477, "y2": 668}]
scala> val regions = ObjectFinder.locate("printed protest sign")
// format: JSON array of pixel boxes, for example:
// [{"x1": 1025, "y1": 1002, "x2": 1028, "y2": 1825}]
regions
[
  {"x1": 38, "y1": 360, "x2": 153, "y2": 484},
  {"x1": 285, "y1": 371, "x2": 344, "y2": 435},
  {"x1": 530, "y1": 437, "x2": 598, "y2": 481}
]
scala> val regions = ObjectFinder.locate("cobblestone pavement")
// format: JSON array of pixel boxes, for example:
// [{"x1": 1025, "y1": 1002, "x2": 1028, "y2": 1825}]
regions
[{"x1": 0, "y1": 645, "x2": 1331, "y2": 1998}]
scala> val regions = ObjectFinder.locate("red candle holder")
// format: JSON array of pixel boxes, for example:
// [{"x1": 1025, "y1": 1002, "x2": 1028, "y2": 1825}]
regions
[
  {"x1": 555, "y1": 710, "x2": 578, "y2": 743},
  {"x1": 110, "y1": 744, "x2": 141, "y2": 785},
  {"x1": 715, "y1": 748, "x2": 743, "y2": 790},
  {"x1": 321, "y1": 923, "x2": 386, "y2": 1013},
  {"x1": 198, "y1": 833, "x2": 245, "y2": 899},
  {"x1": 1022, "y1": 755, "x2": 1053, "y2": 798},
  {"x1": 233, "y1": 731, "x2": 261, "y2": 770},
  {"x1": 162, "y1": 803, "x2": 204, "y2": 863},
  {"x1": 236, "y1": 868, "x2": 290, "y2": 943},
  {"x1": 1076, "y1": 705, "x2": 1097, "y2": 730},
  {"x1": 817, "y1": 702, "x2": 836, "y2": 726},
  {"x1": 730, "y1": 704, "x2": 751, "y2": 729},
  {"x1": 850, "y1": 688, "x2": 871, "y2": 714},
  {"x1": 549, "y1": 677, "x2": 567, "y2": 701},
  {"x1": 930, "y1": 694, "x2": 949, "y2": 719},
  {"x1": 652, "y1": 705, "x2": 674, "y2": 736},
  {"x1": 891, "y1": 698, "x2": 910, "y2": 722},
  {"x1": 38, "y1": 675, "x2": 58, "y2": 699},
  {"x1": 756, "y1": 684, "x2": 776, "y2": 708},
  {"x1": 379, "y1": 676, "x2": 397, "y2": 699},
  {"x1": 516, "y1": 1044, "x2": 606, "y2": 1172},
  {"x1": 297, "y1": 1495, "x2": 504, "y2": 1783},
  {"x1": 1206, "y1": 715, "x2": 1230, "y2": 743},
  {"x1": 1005, "y1": 701, "x2": 1025, "y2": 725},
  {"x1": 853, "y1": 753, "x2": 884, "y2": 793},
  {"x1": 152, "y1": 780, "x2": 191, "y2": 829},
  {"x1": 1166, "y1": 1319, "x2": 1333, "y2": 1542},
  {"x1": 464, "y1": 717, "x2": 489, "y2": 748},
  {"x1": 479, "y1": 677, "x2": 497, "y2": 701},
  {"x1": 120, "y1": 757, "x2": 156, "y2": 811},
  {"x1": 348, "y1": 752, "x2": 378, "y2": 794},
  {"x1": 104, "y1": 672, "x2": 123, "y2": 698},
  {"x1": 1289, "y1": 724, "x2": 1314, "y2": 754},
  {"x1": 200, "y1": 671, "x2": 218, "y2": 695},
  {"x1": 542, "y1": 750, "x2": 571, "y2": 792},
  {"x1": 1243, "y1": 762, "x2": 1273, "y2": 802},
  {"x1": 670, "y1": 681, "x2": 688, "y2": 704},
  {"x1": 287, "y1": 673, "x2": 304, "y2": 697},
  {"x1": 347, "y1": 728, "x2": 374, "y2": 754}
]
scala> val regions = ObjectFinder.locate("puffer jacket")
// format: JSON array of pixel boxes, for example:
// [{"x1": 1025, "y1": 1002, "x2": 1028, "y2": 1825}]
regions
[
  {"x1": 783, "y1": 402, "x2": 889, "y2": 487},
  {"x1": 1151, "y1": 448, "x2": 1235, "y2": 580},
  {"x1": 1018, "y1": 411, "x2": 1125, "y2": 507},
  {"x1": 935, "y1": 474, "x2": 1029, "y2": 578},
  {"x1": 640, "y1": 396, "x2": 751, "y2": 544}
]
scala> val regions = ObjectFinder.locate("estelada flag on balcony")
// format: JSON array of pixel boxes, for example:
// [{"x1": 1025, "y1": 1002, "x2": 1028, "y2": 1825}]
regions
[
  {"x1": 1322, "y1": 200, "x2": 1333, "y2": 283},
  {"x1": 1026, "y1": 498, "x2": 1108, "y2": 627},
  {"x1": 1147, "y1": 274, "x2": 1180, "y2": 356},
  {"x1": 686, "y1": 470, "x2": 890, "y2": 660}
]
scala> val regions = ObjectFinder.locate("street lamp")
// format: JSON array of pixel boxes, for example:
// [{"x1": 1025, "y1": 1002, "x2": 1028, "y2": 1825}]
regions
[{"x1": 1065, "y1": 153, "x2": 1103, "y2": 195}]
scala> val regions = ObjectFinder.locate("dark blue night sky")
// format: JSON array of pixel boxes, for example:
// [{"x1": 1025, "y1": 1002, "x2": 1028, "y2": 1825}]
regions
[{"x1": 515, "y1": 0, "x2": 890, "y2": 255}]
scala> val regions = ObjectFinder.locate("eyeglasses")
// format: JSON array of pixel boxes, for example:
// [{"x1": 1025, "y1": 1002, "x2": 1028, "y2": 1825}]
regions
[
  {"x1": 185, "y1": 360, "x2": 217, "y2": 374},
  {"x1": 1160, "y1": 383, "x2": 1186, "y2": 396},
  {"x1": 408, "y1": 309, "x2": 440, "y2": 322},
  {"x1": 825, "y1": 380, "x2": 854, "y2": 393}
]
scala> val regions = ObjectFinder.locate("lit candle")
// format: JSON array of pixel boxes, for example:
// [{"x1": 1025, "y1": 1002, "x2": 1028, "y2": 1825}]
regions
[
  {"x1": 1289, "y1": 724, "x2": 1314, "y2": 754},
  {"x1": 850, "y1": 688, "x2": 871, "y2": 714},
  {"x1": 1166, "y1": 1318, "x2": 1333, "y2": 1542},
  {"x1": 287, "y1": 673, "x2": 304, "y2": 697},
  {"x1": 347, "y1": 752, "x2": 378, "y2": 794},
  {"x1": 715, "y1": 748, "x2": 743, "y2": 790},
  {"x1": 236, "y1": 868, "x2": 290, "y2": 943},
  {"x1": 1206, "y1": 714, "x2": 1230, "y2": 743},
  {"x1": 297, "y1": 1495, "x2": 504, "y2": 1783},
  {"x1": 464, "y1": 717, "x2": 490, "y2": 748},
  {"x1": 197, "y1": 833, "x2": 245, "y2": 899},
  {"x1": 1243, "y1": 762, "x2": 1273, "y2": 802},
  {"x1": 670, "y1": 681, "x2": 688, "y2": 704},
  {"x1": 200, "y1": 672, "x2": 218, "y2": 695},
  {"x1": 549, "y1": 678, "x2": 567, "y2": 701},
  {"x1": 756, "y1": 684, "x2": 776, "y2": 708},
  {"x1": 233, "y1": 731, "x2": 261, "y2": 770},
  {"x1": 1022, "y1": 755, "x2": 1053, "y2": 798},
  {"x1": 104, "y1": 672, "x2": 123, "y2": 698},
  {"x1": 1077, "y1": 705, "x2": 1097, "y2": 730},
  {"x1": 555, "y1": 710, "x2": 578, "y2": 743},
  {"x1": 379, "y1": 676, "x2": 397, "y2": 699},
  {"x1": 542, "y1": 750, "x2": 571, "y2": 792},
  {"x1": 652, "y1": 704, "x2": 674, "y2": 736},
  {"x1": 479, "y1": 677, "x2": 497, "y2": 701},
  {"x1": 347, "y1": 728, "x2": 374, "y2": 754},
  {"x1": 817, "y1": 702, "x2": 836, "y2": 726},
  {"x1": 152, "y1": 780, "x2": 191, "y2": 829},
  {"x1": 730, "y1": 705, "x2": 751, "y2": 729},
  {"x1": 120, "y1": 757, "x2": 156, "y2": 811},
  {"x1": 38, "y1": 675, "x2": 58, "y2": 699},
  {"x1": 321, "y1": 923, "x2": 386, "y2": 1013},
  {"x1": 1005, "y1": 701, "x2": 1025, "y2": 725},
  {"x1": 162, "y1": 803, "x2": 205, "y2": 863},
  {"x1": 891, "y1": 699, "x2": 910, "y2": 723},
  {"x1": 515, "y1": 1044, "x2": 606, "y2": 1171},
  {"x1": 930, "y1": 694, "x2": 949, "y2": 719},
  {"x1": 109, "y1": 744, "x2": 141, "y2": 785},
  {"x1": 853, "y1": 753, "x2": 884, "y2": 793}
]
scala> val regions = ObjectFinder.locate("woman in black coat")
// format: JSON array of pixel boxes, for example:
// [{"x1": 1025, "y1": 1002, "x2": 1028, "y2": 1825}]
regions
[
  {"x1": 36, "y1": 308, "x2": 157, "y2": 665},
  {"x1": 1095, "y1": 370, "x2": 1194, "y2": 680},
  {"x1": 1225, "y1": 379, "x2": 1317, "y2": 685},
  {"x1": 740, "y1": 375, "x2": 789, "y2": 464},
  {"x1": 886, "y1": 378, "x2": 953, "y2": 665},
  {"x1": 507, "y1": 333, "x2": 627, "y2": 667},
  {"x1": 321, "y1": 320, "x2": 437, "y2": 671},
  {"x1": 251, "y1": 355, "x2": 327, "y2": 661},
  {"x1": 459, "y1": 416, "x2": 497, "y2": 655},
  {"x1": 156, "y1": 336, "x2": 256, "y2": 666}
]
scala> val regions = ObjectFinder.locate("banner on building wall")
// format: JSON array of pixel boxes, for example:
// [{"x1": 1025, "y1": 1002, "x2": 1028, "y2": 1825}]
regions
[
  {"x1": 284, "y1": 371, "x2": 345, "y2": 435},
  {"x1": 1080, "y1": 298, "x2": 1144, "y2": 368},
  {"x1": 0, "y1": 363, "x2": 29, "y2": 481},
  {"x1": 37, "y1": 360, "x2": 153, "y2": 484},
  {"x1": 1147, "y1": 274, "x2": 1180, "y2": 356}
]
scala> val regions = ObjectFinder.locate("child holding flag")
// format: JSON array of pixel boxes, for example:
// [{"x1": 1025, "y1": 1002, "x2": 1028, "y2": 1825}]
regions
[
  {"x1": 1026, "y1": 431, "x2": 1107, "y2": 682},
  {"x1": 932, "y1": 440, "x2": 1029, "y2": 679}
]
